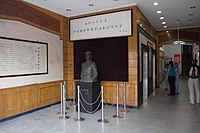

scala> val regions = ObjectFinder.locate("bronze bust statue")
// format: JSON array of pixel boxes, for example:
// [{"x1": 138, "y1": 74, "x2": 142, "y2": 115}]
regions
[{"x1": 80, "y1": 51, "x2": 98, "y2": 83}]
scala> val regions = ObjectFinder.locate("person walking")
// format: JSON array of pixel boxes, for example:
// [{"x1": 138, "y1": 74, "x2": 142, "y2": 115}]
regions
[
  {"x1": 163, "y1": 64, "x2": 169, "y2": 90},
  {"x1": 175, "y1": 63, "x2": 180, "y2": 94},
  {"x1": 188, "y1": 59, "x2": 200, "y2": 104},
  {"x1": 166, "y1": 61, "x2": 176, "y2": 96}
]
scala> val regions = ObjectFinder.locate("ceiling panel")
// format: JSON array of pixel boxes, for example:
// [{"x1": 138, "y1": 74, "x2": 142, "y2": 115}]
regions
[{"x1": 24, "y1": 0, "x2": 200, "y2": 31}]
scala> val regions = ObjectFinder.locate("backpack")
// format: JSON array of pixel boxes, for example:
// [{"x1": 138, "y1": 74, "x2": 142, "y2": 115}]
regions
[{"x1": 190, "y1": 66, "x2": 199, "y2": 79}]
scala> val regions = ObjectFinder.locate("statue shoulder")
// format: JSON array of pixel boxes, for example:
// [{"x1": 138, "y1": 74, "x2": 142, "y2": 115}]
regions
[
  {"x1": 91, "y1": 60, "x2": 96, "y2": 64},
  {"x1": 90, "y1": 61, "x2": 97, "y2": 67},
  {"x1": 81, "y1": 62, "x2": 85, "y2": 66},
  {"x1": 88, "y1": 60, "x2": 96, "y2": 65}
]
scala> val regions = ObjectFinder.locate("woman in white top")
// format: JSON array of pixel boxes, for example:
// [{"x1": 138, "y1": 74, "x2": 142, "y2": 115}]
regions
[{"x1": 175, "y1": 63, "x2": 180, "y2": 94}]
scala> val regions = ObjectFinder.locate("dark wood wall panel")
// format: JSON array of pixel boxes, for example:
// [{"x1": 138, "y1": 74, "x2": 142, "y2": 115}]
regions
[
  {"x1": 0, "y1": 0, "x2": 60, "y2": 34},
  {"x1": 74, "y1": 37, "x2": 128, "y2": 81}
]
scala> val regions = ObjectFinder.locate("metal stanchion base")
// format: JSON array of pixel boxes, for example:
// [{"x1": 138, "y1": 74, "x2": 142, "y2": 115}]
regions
[
  {"x1": 121, "y1": 109, "x2": 130, "y2": 113},
  {"x1": 97, "y1": 119, "x2": 109, "y2": 123},
  {"x1": 70, "y1": 103, "x2": 75, "y2": 106},
  {"x1": 66, "y1": 106, "x2": 70, "y2": 110},
  {"x1": 113, "y1": 114, "x2": 124, "y2": 118},
  {"x1": 74, "y1": 117, "x2": 85, "y2": 121},
  {"x1": 57, "y1": 112, "x2": 67, "y2": 115},
  {"x1": 59, "y1": 116, "x2": 70, "y2": 119}
]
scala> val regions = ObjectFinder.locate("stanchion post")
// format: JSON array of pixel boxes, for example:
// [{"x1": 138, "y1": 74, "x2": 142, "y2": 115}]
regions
[
  {"x1": 74, "y1": 85, "x2": 85, "y2": 121},
  {"x1": 64, "y1": 81, "x2": 70, "y2": 110},
  {"x1": 98, "y1": 86, "x2": 108, "y2": 123},
  {"x1": 59, "y1": 84, "x2": 70, "y2": 119},
  {"x1": 113, "y1": 84, "x2": 123, "y2": 118},
  {"x1": 57, "y1": 83, "x2": 63, "y2": 115},
  {"x1": 63, "y1": 84, "x2": 66, "y2": 118},
  {"x1": 121, "y1": 82, "x2": 130, "y2": 113}
]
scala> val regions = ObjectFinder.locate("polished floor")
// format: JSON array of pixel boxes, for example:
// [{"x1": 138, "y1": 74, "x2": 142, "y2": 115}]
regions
[{"x1": 0, "y1": 76, "x2": 200, "y2": 133}]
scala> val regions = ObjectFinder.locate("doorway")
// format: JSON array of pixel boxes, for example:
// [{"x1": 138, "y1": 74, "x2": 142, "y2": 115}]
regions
[
  {"x1": 153, "y1": 53, "x2": 156, "y2": 90},
  {"x1": 142, "y1": 45, "x2": 149, "y2": 103},
  {"x1": 182, "y1": 45, "x2": 192, "y2": 74}
]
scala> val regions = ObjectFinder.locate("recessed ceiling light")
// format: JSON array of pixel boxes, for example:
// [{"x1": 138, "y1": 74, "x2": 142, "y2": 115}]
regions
[
  {"x1": 66, "y1": 8, "x2": 72, "y2": 11},
  {"x1": 153, "y1": 2, "x2": 159, "y2": 6},
  {"x1": 160, "y1": 16, "x2": 164, "y2": 20},
  {"x1": 164, "y1": 26, "x2": 167, "y2": 28},
  {"x1": 162, "y1": 21, "x2": 166, "y2": 25},
  {"x1": 166, "y1": 31, "x2": 169, "y2": 33},
  {"x1": 140, "y1": 24, "x2": 143, "y2": 27},
  {"x1": 157, "y1": 11, "x2": 162, "y2": 14},
  {"x1": 190, "y1": 6, "x2": 196, "y2": 9},
  {"x1": 189, "y1": 13, "x2": 194, "y2": 16},
  {"x1": 89, "y1": 3, "x2": 94, "y2": 6}
]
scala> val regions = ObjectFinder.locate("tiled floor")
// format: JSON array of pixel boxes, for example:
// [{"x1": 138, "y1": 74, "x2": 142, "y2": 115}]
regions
[{"x1": 0, "y1": 76, "x2": 200, "y2": 133}]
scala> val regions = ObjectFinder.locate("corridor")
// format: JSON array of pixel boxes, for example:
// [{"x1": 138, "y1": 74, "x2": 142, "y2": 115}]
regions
[{"x1": 0, "y1": 75, "x2": 200, "y2": 133}]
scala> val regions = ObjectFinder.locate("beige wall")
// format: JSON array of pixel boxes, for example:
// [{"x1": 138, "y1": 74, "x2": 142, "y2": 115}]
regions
[{"x1": 0, "y1": 19, "x2": 64, "y2": 89}]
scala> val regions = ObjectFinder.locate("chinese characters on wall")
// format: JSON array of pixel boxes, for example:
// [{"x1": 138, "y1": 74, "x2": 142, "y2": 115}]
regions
[
  {"x1": 72, "y1": 18, "x2": 127, "y2": 34},
  {"x1": 70, "y1": 10, "x2": 132, "y2": 41},
  {"x1": 0, "y1": 38, "x2": 48, "y2": 77}
]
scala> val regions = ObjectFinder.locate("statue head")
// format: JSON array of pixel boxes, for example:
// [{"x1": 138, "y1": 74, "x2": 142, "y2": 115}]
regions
[{"x1": 85, "y1": 51, "x2": 92, "y2": 61}]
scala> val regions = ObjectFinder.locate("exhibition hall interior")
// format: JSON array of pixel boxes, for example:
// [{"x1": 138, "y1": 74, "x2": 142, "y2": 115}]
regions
[{"x1": 0, "y1": 0, "x2": 200, "y2": 133}]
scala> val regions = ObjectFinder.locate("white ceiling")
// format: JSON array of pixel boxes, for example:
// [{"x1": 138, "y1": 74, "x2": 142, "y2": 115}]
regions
[{"x1": 24, "y1": 0, "x2": 200, "y2": 31}]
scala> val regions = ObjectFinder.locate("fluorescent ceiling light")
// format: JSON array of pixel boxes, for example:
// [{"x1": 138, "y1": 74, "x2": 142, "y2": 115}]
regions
[
  {"x1": 66, "y1": 8, "x2": 72, "y2": 11},
  {"x1": 160, "y1": 16, "x2": 164, "y2": 20},
  {"x1": 153, "y1": 2, "x2": 159, "y2": 6},
  {"x1": 157, "y1": 11, "x2": 162, "y2": 14},
  {"x1": 89, "y1": 4, "x2": 94, "y2": 6},
  {"x1": 173, "y1": 41, "x2": 185, "y2": 45}
]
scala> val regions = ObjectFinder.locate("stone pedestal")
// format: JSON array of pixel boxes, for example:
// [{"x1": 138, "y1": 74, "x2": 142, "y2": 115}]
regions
[{"x1": 75, "y1": 81, "x2": 101, "y2": 113}]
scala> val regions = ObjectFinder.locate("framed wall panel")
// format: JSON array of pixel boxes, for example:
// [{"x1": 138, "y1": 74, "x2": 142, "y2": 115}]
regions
[
  {"x1": 70, "y1": 10, "x2": 132, "y2": 41},
  {"x1": 0, "y1": 37, "x2": 48, "y2": 78}
]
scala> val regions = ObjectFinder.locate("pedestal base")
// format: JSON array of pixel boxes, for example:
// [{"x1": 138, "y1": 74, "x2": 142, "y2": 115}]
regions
[
  {"x1": 76, "y1": 82, "x2": 101, "y2": 113},
  {"x1": 97, "y1": 119, "x2": 109, "y2": 123},
  {"x1": 74, "y1": 117, "x2": 85, "y2": 121}
]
